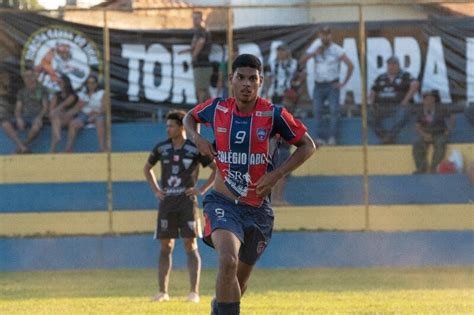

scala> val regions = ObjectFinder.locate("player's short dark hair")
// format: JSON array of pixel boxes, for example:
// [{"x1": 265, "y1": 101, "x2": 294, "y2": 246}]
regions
[
  {"x1": 166, "y1": 110, "x2": 186, "y2": 126},
  {"x1": 232, "y1": 54, "x2": 262, "y2": 74}
]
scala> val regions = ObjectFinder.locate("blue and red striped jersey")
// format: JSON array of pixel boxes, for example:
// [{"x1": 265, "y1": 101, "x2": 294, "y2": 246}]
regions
[{"x1": 192, "y1": 96, "x2": 307, "y2": 207}]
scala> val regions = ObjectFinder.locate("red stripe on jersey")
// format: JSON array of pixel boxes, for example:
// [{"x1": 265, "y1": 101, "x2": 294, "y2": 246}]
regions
[
  {"x1": 214, "y1": 99, "x2": 232, "y2": 187},
  {"x1": 203, "y1": 212, "x2": 212, "y2": 238},
  {"x1": 243, "y1": 99, "x2": 274, "y2": 206}
]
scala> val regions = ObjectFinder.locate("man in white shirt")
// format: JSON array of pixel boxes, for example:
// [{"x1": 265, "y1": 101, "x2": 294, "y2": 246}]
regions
[{"x1": 300, "y1": 26, "x2": 353, "y2": 145}]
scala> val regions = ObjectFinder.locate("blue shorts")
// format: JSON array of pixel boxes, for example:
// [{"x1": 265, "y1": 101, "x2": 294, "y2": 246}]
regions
[{"x1": 202, "y1": 190, "x2": 274, "y2": 265}]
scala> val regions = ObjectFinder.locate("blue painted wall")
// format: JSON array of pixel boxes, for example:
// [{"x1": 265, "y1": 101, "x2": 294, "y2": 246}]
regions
[
  {"x1": 1, "y1": 175, "x2": 472, "y2": 213},
  {"x1": 1, "y1": 232, "x2": 472, "y2": 271}
]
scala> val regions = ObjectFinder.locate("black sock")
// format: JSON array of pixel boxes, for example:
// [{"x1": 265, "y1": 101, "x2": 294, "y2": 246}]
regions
[
  {"x1": 211, "y1": 297, "x2": 218, "y2": 315},
  {"x1": 217, "y1": 301, "x2": 240, "y2": 315}
]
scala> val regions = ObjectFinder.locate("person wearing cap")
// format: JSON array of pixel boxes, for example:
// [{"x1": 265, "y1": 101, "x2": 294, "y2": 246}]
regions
[
  {"x1": 179, "y1": 11, "x2": 213, "y2": 104},
  {"x1": 368, "y1": 56, "x2": 419, "y2": 144},
  {"x1": 412, "y1": 90, "x2": 455, "y2": 174},
  {"x1": 300, "y1": 26, "x2": 354, "y2": 146}
]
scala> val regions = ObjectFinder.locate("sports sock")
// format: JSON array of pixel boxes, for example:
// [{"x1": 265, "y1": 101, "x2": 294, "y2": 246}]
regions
[
  {"x1": 217, "y1": 301, "x2": 240, "y2": 315},
  {"x1": 211, "y1": 297, "x2": 218, "y2": 315}
]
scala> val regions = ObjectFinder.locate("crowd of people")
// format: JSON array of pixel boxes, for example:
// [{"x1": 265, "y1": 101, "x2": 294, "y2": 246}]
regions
[{"x1": 0, "y1": 66, "x2": 106, "y2": 153}]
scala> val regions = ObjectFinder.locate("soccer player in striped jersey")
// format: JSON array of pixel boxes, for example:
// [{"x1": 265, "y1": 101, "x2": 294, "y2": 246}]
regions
[
  {"x1": 184, "y1": 54, "x2": 316, "y2": 315},
  {"x1": 144, "y1": 110, "x2": 216, "y2": 303}
]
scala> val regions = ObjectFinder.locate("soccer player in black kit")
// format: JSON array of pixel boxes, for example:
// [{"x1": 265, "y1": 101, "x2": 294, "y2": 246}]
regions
[{"x1": 144, "y1": 110, "x2": 216, "y2": 303}]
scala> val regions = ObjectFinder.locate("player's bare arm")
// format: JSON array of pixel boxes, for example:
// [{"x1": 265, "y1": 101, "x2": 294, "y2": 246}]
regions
[
  {"x1": 184, "y1": 111, "x2": 217, "y2": 159},
  {"x1": 143, "y1": 162, "x2": 166, "y2": 200},
  {"x1": 185, "y1": 162, "x2": 217, "y2": 196},
  {"x1": 255, "y1": 133, "x2": 316, "y2": 197},
  {"x1": 401, "y1": 80, "x2": 420, "y2": 106},
  {"x1": 15, "y1": 100, "x2": 25, "y2": 130}
]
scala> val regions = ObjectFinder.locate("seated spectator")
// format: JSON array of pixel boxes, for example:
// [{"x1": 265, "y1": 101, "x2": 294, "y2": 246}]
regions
[
  {"x1": 64, "y1": 75, "x2": 106, "y2": 152},
  {"x1": 369, "y1": 56, "x2": 419, "y2": 144},
  {"x1": 0, "y1": 69, "x2": 13, "y2": 136},
  {"x1": 412, "y1": 90, "x2": 455, "y2": 174},
  {"x1": 0, "y1": 69, "x2": 48, "y2": 153},
  {"x1": 49, "y1": 74, "x2": 80, "y2": 152}
]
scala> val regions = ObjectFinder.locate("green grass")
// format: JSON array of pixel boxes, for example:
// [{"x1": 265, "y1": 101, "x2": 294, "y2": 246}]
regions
[{"x1": 0, "y1": 267, "x2": 473, "y2": 314}]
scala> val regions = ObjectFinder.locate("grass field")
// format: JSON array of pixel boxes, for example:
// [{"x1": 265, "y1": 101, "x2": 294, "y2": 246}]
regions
[{"x1": 0, "y1": 267, "x2": 473, "y2": 314}]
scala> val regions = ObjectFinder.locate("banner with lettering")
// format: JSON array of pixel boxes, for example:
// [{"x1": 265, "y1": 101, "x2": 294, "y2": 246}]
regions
[{"x1": 1, "y1": 12, "x2": 474, "y2": 118}]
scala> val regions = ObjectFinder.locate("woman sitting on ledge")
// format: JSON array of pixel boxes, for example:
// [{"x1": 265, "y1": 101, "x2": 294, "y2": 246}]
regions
[{"x1": 64, "y1": 74, "x2": 106, "y2": 152}]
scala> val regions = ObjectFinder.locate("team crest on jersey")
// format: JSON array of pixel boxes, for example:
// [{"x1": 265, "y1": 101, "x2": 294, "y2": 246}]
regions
[
  {"x1": 256, "y1": 128, "x2": 268, "y2": 141},
  {"x1": 173, "y1": 155, "x2": 180, "y2": 162},
  {"x1": 167, "y1": 175, "x2": 181, "y2": 187},
  {"x1": 21, "y1": 25, "x2": 102, "y2": 92}
]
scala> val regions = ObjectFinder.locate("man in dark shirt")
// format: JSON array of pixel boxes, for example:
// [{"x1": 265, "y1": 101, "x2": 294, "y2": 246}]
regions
[
  {"x1": 369, "y1": 56, "x2": 419, "y2": 144},
  {"x1": 179, "y1": 11, "x2": 213, "y2": 103},
  {"x1": 412, "y1": 90, "x2": 455, "y2": 174},
  {"x1": 144, "y1": 110, "x2": 216, "y2": 303}
]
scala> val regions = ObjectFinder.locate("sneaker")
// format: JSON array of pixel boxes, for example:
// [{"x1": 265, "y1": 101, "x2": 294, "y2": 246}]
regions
[
  {"x1": 210, "y1": 297, "x2": 218, "y2": 315},
  {"x1": 327, "y1": 136, "x2": 336, "y2": 146},
  {"x1": 151, "y1": 292, "x2": 170, "y2": 302},
  {"x1": 187, "y1": 292, "x2": 200, "y2": 303}
]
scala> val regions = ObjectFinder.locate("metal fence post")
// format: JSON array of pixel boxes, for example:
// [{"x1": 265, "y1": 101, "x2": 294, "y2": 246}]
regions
[
  {"x1": 359, "y1": 4, "x2": 370, "y2": 231},
  {"x1": 103, "y1": 8, "x2": 113, "y2": 233}
]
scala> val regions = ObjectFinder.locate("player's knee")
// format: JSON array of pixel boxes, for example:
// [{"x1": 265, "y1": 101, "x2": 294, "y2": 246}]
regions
[
  {"x1": 218, "y1": 253, "x2": 238, "y2": 275},
  {"x1": 160, "y1": 241, "x2": 174, "y2": 254},
  {"x1": 183, "y1": 238, "x2": 198, "y2": 252}
]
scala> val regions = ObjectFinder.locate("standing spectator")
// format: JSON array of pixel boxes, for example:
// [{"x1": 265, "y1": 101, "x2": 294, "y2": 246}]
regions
[
  {"x1": 264, "y1": 44, "x2": 298, "y2": 106},
  {"x1": 0, "y1": 69, "x2": 48, "y2": 154},
  {"x1": 300, "y1": 26, "x2": 354, "y2": 146},
  {"x1": 412, "y1": 90, "x2": 455, "y2": 174},
  {"x1": 64, "y1": 75, "x2": 106, "y2": 152},
  {"x1": 216, "y1": 47, "x2": 238, "y2": 98},
  {"x1": 184, "y1": 54, "x2": 315, "y2": 315},
  {"x1": 369, "y1": 56, "x2": 419, "y2": 144},
  {"x1": 49, "y1": 74, "x2": 80, "y2": 152},
  {"x1": 179, "y1": 11, "x2": 213, "y2": 103},
  {"x1": 144, "y1": 110, "x2": 216, "y2": 303}
]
